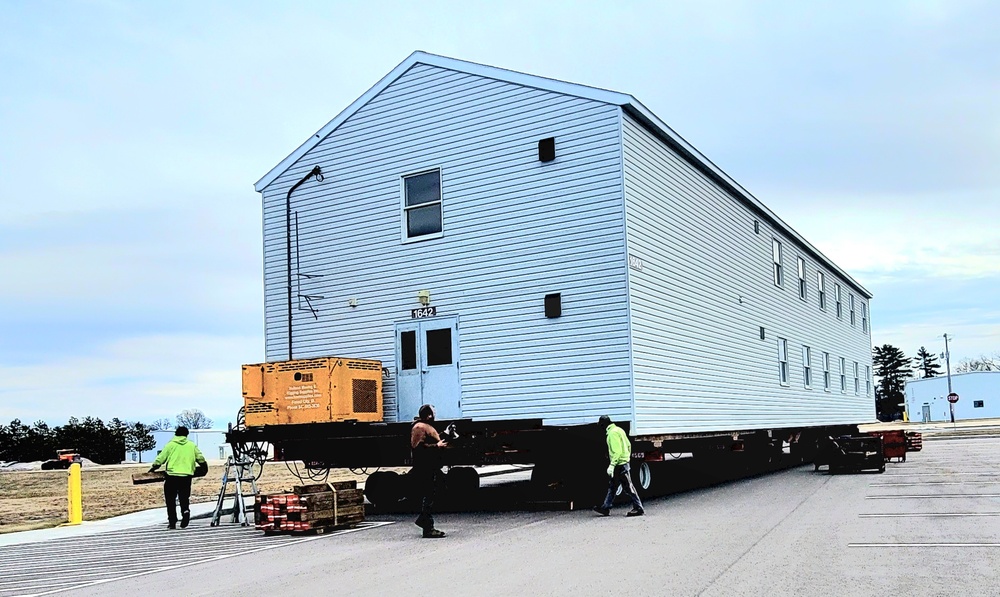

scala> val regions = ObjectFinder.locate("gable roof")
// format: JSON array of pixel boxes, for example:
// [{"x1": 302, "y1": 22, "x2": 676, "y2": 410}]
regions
[{"x1": 255, "y1": 51, "x2": 871, "y2": 299}]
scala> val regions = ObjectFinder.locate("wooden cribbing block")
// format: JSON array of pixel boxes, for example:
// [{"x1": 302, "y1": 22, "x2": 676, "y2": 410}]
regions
[
  {"x1": 306, "y1": 514, "x2": 364, "y2": 528},
  {"x1": 294, "y1": 481, "x2": 357, "y2": 494},
  {"x1": 131, "y1": 471, "x2": 167, "y2": 485},
  {"x1": 297, "y1": 506, "x2": 365, "y2": 522},
  {"x1": 298, "y1": 489, "x2": 364, "y2": 507}
]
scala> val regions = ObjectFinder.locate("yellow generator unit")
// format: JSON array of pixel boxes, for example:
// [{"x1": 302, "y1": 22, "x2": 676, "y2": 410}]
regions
[{"x1": 242, "y1": 357, "x2": 383, "y2": 426}]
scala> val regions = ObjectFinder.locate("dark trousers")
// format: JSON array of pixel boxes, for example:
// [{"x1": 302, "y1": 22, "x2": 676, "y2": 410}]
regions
[
  {"x1": 412, "y1": 464, "x2": 439, "y2": 530},
  {"x1": 601, "y1": 463, "x2": 643, "y2": 511},
  {"x1": 163, "y1": 475, "x2": 192, "y2": 523}
]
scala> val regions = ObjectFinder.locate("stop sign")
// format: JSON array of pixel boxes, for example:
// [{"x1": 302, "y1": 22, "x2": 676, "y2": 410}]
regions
[{"x1": 947, "y1": 392, "x2": 959, "y2": 403}]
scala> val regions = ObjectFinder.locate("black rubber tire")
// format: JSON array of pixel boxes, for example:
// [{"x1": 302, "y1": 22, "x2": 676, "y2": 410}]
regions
[
  {"x1": 446, "y1": 467, "x2": 480, "y2": 497},
  {"x1": 364, "y1": 471, "x2": 401, "y2": 508}
]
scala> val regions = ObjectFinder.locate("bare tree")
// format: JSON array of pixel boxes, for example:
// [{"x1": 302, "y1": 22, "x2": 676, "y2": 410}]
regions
[
  {"x1": 148, "y1": 418, "x2": 174, "y2": 431},
  {"x1": 954, "y1": 353, "x2": 1000, "y2": 373},
  {"x1": 175, "y1": 409, "x2": 213, "y2": 429}
]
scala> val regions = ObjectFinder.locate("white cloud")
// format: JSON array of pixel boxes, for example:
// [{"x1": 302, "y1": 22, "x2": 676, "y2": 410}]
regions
[
  {"x1": 0, "y1": 333, "x2": 262, "y2": 427},
  {"x1": 873, "y1": 315, "x2": 1000, "y2": 369},
  {"x1": 756, "y1": 188, "x2": 1000, "y2": 280}
]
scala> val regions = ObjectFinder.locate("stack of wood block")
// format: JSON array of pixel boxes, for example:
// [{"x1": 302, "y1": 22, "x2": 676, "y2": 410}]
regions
[{"x1": 255, "y1": 481, "x2": 364, "y2": 534}]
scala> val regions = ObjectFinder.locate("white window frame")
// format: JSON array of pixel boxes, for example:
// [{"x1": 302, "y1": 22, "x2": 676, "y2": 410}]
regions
[
  {"x1": 849, "y1": 294, "x2": 856, "y2": 326},
  {"x1": 865, "y1": 365, "x2": 872, "y2": 396},
  {"x1": 839, "y1": 357, "x2": 846, "y2": 393},
  {"x1": 797, "y1": 257, "x2": 807, "y2": 300},
  {"x1": 835, "y1": 284, "x2": 843, "y2": 319},
  {"x1": 822, "y1": 352, "x2": 831, "y2": 392},
  {"x1": 802, "y1": 345, "x2": 812, "y2": 389},
  {"x1": 778, "y1": 338, "x2": 789, "y2": 386},
  {"x1": 772, "y1": 239, "x2": 783, "y2": 287},
  {"x1": 400, "y1": 167, "x2": 444, "y2": 243},
  {"x1": 817, "y1": 272, "x2": 826, "y2": 310},
  {"x1": 862, "y1": 303, "x2": 868, "y2": 333},
  {"x1": 853, "y1": 361, "x2": 860, "y2": 395}
]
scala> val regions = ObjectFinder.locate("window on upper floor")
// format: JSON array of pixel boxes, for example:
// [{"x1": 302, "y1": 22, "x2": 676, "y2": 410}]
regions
[
  {"x1": 862, "y1": 303, "x2": 869, "y2": 333},
  {"x1": 797, "y1": 257, "x2": 807, "y2": 300},
  {"x1": 802, "y1": 345, "x2": 812, "y2": 389},
  {"x1": 772, "y1": 239, "x2": 783, "y2": 287},
  {"x1": 849, "y1": 294, "x2": 856, "y2": 326},
  {"x1": 839, "y1": 357, "x2": 846, "y2": 393},
  {"x1": 823, "y1": 352, "x2": 831, "y2": 392},
  {"x1": 778, "y1": 338, "x2": 789, "y2": 385},
  {"x1": 402, "y1": 169, "x2": 442, "y2": 241},
  {"x1": 853, "y1": 361, "x2": 860, "y2": 395},
  {"x1": 865, "y1": 365, "x2": 872, "y2": 397},
  {"x1": 817, "y1": 272, "x2": 826, "y2": 310},
  {"x1": 835, "y1": 284, "x2": 843, "y2": 319}
]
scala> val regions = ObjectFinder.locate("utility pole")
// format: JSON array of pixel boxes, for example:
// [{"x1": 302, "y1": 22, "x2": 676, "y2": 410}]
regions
[{"x1": 944, "y1": 333, "x2": 954, "y2": 424}]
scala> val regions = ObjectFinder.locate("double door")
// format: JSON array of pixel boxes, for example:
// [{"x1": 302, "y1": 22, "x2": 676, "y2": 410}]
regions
[{"x1": 395, "y1": 316, "x2": 461, "y2": 421}]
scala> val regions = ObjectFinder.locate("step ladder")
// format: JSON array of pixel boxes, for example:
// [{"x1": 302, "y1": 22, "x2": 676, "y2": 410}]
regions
[{"x1": 210, "y1": 456, "x2": 259, "y2": 526}]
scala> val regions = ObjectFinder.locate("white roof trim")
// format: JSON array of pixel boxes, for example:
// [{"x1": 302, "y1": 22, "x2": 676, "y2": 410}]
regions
[
  {"x1": 254, "y1": 51, "x2": 629, "y2": 193},
  {"x1": 254, "y1": 51, "x2": 871, "y2": 298}
]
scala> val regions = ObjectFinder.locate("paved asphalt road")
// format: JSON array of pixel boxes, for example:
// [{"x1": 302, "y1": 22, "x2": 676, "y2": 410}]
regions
[{"x1": 5, "y1": 436, "x2": 999, "y2": 597}]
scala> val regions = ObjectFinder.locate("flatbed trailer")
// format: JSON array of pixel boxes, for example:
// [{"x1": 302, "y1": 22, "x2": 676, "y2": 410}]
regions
[{"x1": 228, "y1": 418, "x2": 860, "y2": 507}]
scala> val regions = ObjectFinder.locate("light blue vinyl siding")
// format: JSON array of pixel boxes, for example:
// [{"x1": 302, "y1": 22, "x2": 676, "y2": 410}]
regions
[
  {"x1": 260, "y1": 64, "x2": 632, "y2": 425},
  {"x1": 622, "y1": 113, "x2": 875, "y2": 435}
]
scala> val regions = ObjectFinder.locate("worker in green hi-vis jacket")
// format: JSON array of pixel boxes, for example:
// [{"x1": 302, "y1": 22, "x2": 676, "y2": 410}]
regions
[
  {"x1": 149, "y1": 426, "x2": 207, "y2": 529},
  {"x1": 593, "y1": 415, "x2": 644, "y2": 517}
]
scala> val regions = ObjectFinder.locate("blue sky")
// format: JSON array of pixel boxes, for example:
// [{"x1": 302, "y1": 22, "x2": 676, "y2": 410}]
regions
[{"x1": 2, "y1": 1, "x2": 997, "y2": 427}]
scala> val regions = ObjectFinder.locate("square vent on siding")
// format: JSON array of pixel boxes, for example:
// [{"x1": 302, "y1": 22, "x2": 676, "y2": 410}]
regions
[{"x1": 538, "y1": 137, "x2": 556, "y2": 163}]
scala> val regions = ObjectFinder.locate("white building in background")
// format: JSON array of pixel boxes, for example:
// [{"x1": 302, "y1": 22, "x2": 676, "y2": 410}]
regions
[
  {"x1": 130, "y1": 429, "x2": 232, "y2": 463},
  {"x1": 905, "y1": 372, "x2": 1000, "y2": 422}
]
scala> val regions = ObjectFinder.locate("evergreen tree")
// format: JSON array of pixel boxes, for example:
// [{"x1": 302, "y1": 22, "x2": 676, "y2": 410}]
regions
[
  {"x1": 872, "y1": 344, "x2": 912, "y2": 421},
  {"x1": 125, "y1": 422, "x2": 156, "y2": 462},
  {"x1": 914, "y1": 346, "x2": 942, "y2": 378}
]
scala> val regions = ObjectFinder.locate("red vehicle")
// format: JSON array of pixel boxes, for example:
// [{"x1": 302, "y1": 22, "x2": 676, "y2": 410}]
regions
[{"x1": 40, "y1": 449, "x2": 82, "y2": 470}]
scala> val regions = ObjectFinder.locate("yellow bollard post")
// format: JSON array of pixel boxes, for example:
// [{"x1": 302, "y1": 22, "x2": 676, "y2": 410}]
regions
[{"x1": 67, "y1": 463, "x2": 83, "y2": 525}]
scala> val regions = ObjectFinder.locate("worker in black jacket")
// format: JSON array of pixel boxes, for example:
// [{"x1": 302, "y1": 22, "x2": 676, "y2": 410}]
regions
[{"x1": 410, "y1": 404, "x2": 447, "y2": 538}]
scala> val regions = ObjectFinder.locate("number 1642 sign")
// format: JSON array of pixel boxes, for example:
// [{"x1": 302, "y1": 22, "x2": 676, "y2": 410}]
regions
[{"x1": 411, "y1": 306, "x2": 437, "y2": 319}]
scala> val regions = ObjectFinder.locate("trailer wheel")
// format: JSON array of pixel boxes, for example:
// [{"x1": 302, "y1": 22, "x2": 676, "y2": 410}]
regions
[
  {"x1": 364, "y1": 471, "x2": 402, "y2": 508},
  {"x1": 633, "y1": 461, "x2": 652, "y2": 492},
  {"x1": 446, "y1": 467, "x2": 480, "y2": 497}
]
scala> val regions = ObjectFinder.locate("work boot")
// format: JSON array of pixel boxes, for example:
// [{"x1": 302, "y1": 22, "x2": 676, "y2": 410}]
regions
[
  {"x1": 626, "y1": 508, "x2": 644, "y2": 517},
  {"x1": 593, "y1": 506, "x2": 610, "y2": 517},
  {"x1": 180, "y1": 510, "x2": 191, "y2": 529},
  {"x1": 422, "y1": 528, "x2": 446, "y2": 538},
  {"x1": 167, "y1": 522, "x2": 177, "y2": 530}
]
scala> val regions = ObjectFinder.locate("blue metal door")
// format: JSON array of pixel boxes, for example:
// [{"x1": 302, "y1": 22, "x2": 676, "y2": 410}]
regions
[{"x1": 394, "y1": 317, "x2": 461, "y2": 421}]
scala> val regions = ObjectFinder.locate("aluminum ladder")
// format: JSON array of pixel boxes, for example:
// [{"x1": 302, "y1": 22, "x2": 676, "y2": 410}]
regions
[{"x1": 210, "y1": 456, "x2": 258, "y2": 526}]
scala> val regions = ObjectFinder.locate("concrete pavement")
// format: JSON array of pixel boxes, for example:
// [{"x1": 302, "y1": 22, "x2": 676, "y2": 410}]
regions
[{"x1": 0, "y1": 502, "x2": 219, "y2": 548}]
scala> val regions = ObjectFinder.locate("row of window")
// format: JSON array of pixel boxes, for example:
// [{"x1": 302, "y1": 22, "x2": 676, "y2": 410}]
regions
[
  {"x1": 777, "y1": 338, "x2": 871, "y2": 396},
  {"x1": 772, "y1": 238, "x2": 868, "y2": 333}
]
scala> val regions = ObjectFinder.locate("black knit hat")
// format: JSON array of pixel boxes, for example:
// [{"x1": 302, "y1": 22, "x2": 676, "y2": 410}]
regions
[{"x1": 598, "y1": 415, "x2": 612, "y2": 428}]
